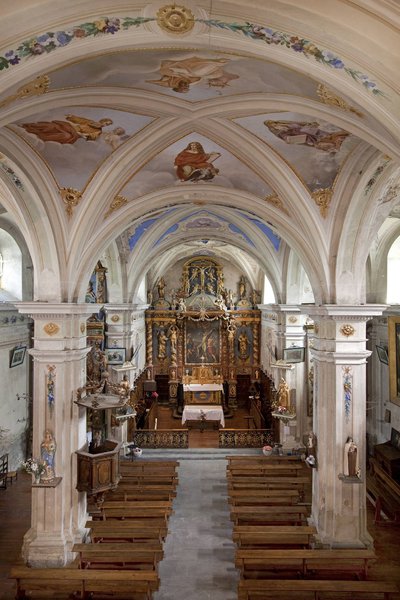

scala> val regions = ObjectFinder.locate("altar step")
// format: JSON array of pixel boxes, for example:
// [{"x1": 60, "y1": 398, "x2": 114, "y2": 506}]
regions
[{"x1": 130, "y1": 447, "x2": 261, "y2": 460}]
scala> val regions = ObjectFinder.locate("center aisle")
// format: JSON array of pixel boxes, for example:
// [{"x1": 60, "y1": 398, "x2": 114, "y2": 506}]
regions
[{"x1": 153, "y1": 455, "x2": 239, "y2": 600}]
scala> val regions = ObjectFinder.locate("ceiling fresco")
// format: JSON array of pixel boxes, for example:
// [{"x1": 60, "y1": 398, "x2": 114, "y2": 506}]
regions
[
  {"x1": 11, "y1": 108, "x2": 154, "y2": 189},
  {"x1": 34, "y1": 50, "x2": 322, "y2": 102},
  {"x1": 234, "y1": 112, "x2": 361, "y2": 191},
  {"x1": 119, "y1": 134, "x2": 273, "y2": 200}
]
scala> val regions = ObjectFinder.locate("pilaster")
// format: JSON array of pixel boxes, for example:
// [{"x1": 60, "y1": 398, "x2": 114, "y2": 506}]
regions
[
  {"x1": 15, "y1": 303, "x2": 95, "y2": 566},
  {"x1": 104, "y1": 303, "x2": 147, "y2": 370},
  {"x1": 306, "y1": 304, "x2": 386, "y2": 548}
]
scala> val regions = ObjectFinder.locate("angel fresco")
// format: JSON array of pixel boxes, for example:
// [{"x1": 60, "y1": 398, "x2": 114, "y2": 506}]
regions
[
  {"x1": 265, "y1": 120, "x2": 350, "y2": 153},
  {"x1": 174, "y1": 141, "x2": 221, "y2": 182},
  {"x1": 20, "y1": 114, "x2": 126, "y2": 147},
  {"x1": 146, "y1": 56, "x2": 239, "y2": 93}
]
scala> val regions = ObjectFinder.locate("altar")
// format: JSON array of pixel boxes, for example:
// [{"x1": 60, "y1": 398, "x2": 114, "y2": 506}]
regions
[
  {"x1": 181, "y1": 405, "x2": 225, "y2": 427},
  {"x1": 183, "y1": 383, "x2": 223, "y2": 405}
]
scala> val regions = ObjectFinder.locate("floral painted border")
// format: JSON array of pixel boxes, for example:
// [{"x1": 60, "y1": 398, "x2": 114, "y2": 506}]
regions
[
  {"x1": 343, "y1": 366, "x2": 352, "y2": 423},
  {"x1": 0, "y1": 16, "x2": 385, "y2": 97}
]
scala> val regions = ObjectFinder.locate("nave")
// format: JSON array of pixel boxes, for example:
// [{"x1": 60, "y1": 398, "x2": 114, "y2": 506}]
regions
[{"x1": 2, "y1": 452, "x2": 400, "y2": 600}]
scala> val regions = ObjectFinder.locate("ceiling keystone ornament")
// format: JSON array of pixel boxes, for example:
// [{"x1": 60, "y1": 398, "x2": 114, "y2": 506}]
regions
[
  {"x1": 265, "y1": 193, "x2": 289, "y2": 215},
  {"x1": 156, "y1": 5, "x2": 195, "y2": 34},
  {"x1": 311, "y1": 188, "x2": 333, "y2": 218},
  {"x1": 0, "y1": 74, "x2": 50, "y2": 109},
  {"x1": 104, "y1": 195, "x2": 128, "y2": 220},
  {"x1": 340, "y1": 324, "x2": 355, "y2": 337},
  {"x1": 316, "y1": 84, "x2": 363, "y2": 118},
  {"x1": 44, "y1": 322, "x2": 60, "y2": 336},
  {"x1": 60, "y1": 187, "x2": 82, "y2": 218},
  {"x1": 111, "y1": 315, "x2": 120, "y2": 322}
]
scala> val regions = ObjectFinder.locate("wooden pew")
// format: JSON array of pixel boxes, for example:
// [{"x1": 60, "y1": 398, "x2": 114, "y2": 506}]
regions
[
  {"x1": 227, "y1": 455, "x2": 302, "y2": 464},
  {"x1": 85, "y1": 520, "x2": 167, "y2": 543},
  {"x1": 368, "y1": 458, "x2": 400, "y2": 525},
  {"x1": 231, "y1": 505, "x2": 309, "y2": 526},
  {"x1": 228, "y1": 489, "x2": 301, "y2": 506},
  {"x1": 121, "y1": 459, "x2": 179, "y2": 469},
  {"x1": 235, "y1": 548, "x2": 376, "y2": 579},
  {"x1": 101, "y1": 500, "x2": 173, "y2": 510},
  {"x1": 120, "y1": 474, "x2": 178, "y2": 488},
  {"x1": 228, "y1": 463, "x2": 305, "y2": 478},
  {"x1": 10, "y1": 566, "x2": 159, "y2": 599},
  {"x1": 100, "y1": 506, "x2": 172, "y2": 523},
  {"x1": 107, "y1": 488, "x2": 176, "y2": 501},
  {"x1": 238, "y1": 578, "x2": 399, "y2": 600},
  {"x1": 72, "y1": 543, "x2": 163, "y2": 570},
  {"x1": 233, "y1": 525, "x2": 316, "y2": 548}
]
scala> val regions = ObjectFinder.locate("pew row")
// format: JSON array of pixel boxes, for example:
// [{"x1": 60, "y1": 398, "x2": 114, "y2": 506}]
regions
[
  {"x1": 235, "y1": 548, "x2": 376, "y2": 579},
  {"x1": 238, "y1": 578, "x2": 399, "y2": 600},
  {"x1": 10, "y1": 566, "x2": 159, "y2": 599},
  {"x1": 72, "y1": 543, "x2": 163, "y2": 570},
  {"x1": 233, "y1": 525, "x2": 316, "y2": 548},
  {"x1": 231, "y1": 505, "x2": 309, "y2": 526}
]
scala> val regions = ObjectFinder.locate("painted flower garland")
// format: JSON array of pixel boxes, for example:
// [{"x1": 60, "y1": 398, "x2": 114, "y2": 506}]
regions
[{"x1": 0, "y1": 16, "x2": 384, "y2": 96}]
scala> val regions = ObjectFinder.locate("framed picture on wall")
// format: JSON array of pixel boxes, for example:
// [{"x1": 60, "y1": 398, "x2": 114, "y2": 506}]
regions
[
  {"x1": 283, "y1": 346, "x2": 305, "y2": 363},
  {"x1": 105, "y1": 348, "x2": 126, "y2": 365},
  {"x1": 388, "y1": 316, "x2": 400, "y2": 407},
  {"x1": 10, "y1": 345, "x2": 27, "y2": 368},
  {"x1": 376, "y1": 345, "x2": 389, "y2": 365}
]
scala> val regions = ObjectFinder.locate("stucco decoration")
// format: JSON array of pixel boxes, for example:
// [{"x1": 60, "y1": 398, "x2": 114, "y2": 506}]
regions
[
  {"x1": 316, "y1": 84, "x2": 363, "y2": 117},
  {"x1": 104, "y1": 195, "x2": 128, "y2": 220},
  {"x1": 340, "y1": 324, "x2": 355, "y2": 337},
  {"x1": 156, "y1": 5, "x2": 195, "y2": 34},
  {"x1": 0, "y1": 74, "x2": 49, "y2": 109},
  {"x1": 312, "y1": 188, "x2": 333, "y2": 217},
  {"x1": 60, "y1": 187, "x2": 82, "y2": 218},
  {"x1": 43, "y1": 322, "x2": 60, "y2": 336}
]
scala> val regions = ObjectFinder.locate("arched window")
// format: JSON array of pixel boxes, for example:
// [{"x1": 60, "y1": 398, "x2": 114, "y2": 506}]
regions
[
  {"x1": 387, "y1": 235, "x2": 400, "y2": 304},
  {"x1": 0, "y1": 229, "x2": 22, "y2": 301},
  {"x1": 263, "y1": 275, "x2": 276, "y2": 304}
]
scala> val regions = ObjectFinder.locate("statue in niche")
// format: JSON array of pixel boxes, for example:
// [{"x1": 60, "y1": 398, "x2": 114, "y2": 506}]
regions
[
  {"x1": 157, "y1": 277, "x2": 166, "y2": 300},
  {"x1": 157, "y1": 328, "x2": 168, "y2": 359},
  {"x1": 276, "y1": 378, "x2": 290, "y2": 408},
  {"x1": 147, "y1": 289, "x2": 153, "y2": 306},
  {"x1": 40, "y1": 429, "x2": 56, "y2": 481},
  {"x1": 226, "y1": 289, "x2": 234, "y2": 309},
  {"x1": 238, "y1": 330, "x2": 249, "y2": 359},
  {"x1": 344, "y1": 437, "x2": 359, "y2": 477},
  {"x1": 239, "y1": 276, "x2": 246, "y2": 299},
  {"x1": 177, "y1": 297, "x2": 187, "y2": 312},
  {"x1": 168, "y1": 325, "x2": 178, "y2": 358}
]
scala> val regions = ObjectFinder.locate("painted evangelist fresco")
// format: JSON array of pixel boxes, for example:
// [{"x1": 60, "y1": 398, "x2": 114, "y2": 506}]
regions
[
  {"x1": 12, "y1": 108, "x2": 153, "y2": 190},
  {"x1": 119, "y1": 133, "x2": 273, "y2": 200},
  {"x1": 234, "y1": 112, "x2": 360, "y2": 191}
]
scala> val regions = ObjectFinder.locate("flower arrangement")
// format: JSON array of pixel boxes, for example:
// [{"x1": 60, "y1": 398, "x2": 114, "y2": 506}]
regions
[
  {"x1": 262, "y1": 445, "x2": 273, "y2": 456},
  {"x1": 151, "y1": 391, "x2": 158, "y2": 399},
  {"x1": 21, "y1": 458, "x2": 47, "y2": 482},
  {"x1": 276, "y1": 405, "x2": 289, "y2": 414}
]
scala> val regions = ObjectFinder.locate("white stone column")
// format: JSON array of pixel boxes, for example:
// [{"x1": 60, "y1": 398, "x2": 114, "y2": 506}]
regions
[
  {"x1": 104, "y1": 303, "x2": 147, "y2": 375},
  {"x1": 15, "y1": 303, "x2": 95, "y2": 567},
  {"x1": 307, "y1": 305, "x2": 386, "y2": 548}
]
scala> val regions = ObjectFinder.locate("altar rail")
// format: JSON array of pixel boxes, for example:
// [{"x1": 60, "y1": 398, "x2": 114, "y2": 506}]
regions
[
  {"x1": 132, "y1": 429, "x2": 189, "y2": 449},
  {"x1": 219, "y1": 429, "x2": 274, "y2": 449}
]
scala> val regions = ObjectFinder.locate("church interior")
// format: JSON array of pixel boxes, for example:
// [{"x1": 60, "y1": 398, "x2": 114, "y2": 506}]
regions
[{"x1": 1, "y1": 1, "x2": 400, "y2": 598}]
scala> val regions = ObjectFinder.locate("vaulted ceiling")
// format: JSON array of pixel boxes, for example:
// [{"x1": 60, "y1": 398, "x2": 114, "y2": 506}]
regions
[{"x1": 0, "y1": 1, "x2": 399, "y2": 304}]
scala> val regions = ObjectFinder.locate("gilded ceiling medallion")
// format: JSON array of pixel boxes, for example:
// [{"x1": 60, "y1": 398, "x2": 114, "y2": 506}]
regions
[
  {"x1": 317, "y1": 84, "x2": 363, "y2": 118},
  {"x1": 340, "y1": 324, "x2": 355, "y2": 337},
  {"x1": 111, "y1": 315, "x2": 120, "y2": 323},
  {"x1": 60, "y1": 187, "x2": 82, "y2": 218},
  {"x1": 156, "y1": 5, "x2": 195, "y2": 34},
  {"x1": 44, "y1": 322, "x2": 60, "y2": 336},
  {"x1": 104, "y1": 195, "x2": 128, "y2": 220},
  {"x1": 312, "y1": 188, "x2": 333, "y2": 218},
  {"x1": 0, "y1": 74, "x2": 50, "y2": 109}
]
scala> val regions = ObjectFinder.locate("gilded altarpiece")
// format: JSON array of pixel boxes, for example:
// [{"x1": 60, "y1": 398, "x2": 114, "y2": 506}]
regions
[{"x1": 145, "y1": 257, "x2": 261, "y2": 407}]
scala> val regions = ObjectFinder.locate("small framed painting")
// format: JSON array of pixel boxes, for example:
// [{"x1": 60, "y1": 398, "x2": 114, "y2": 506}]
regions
[
  {"x1": 283, "y1": 347, "x2": 305, "y2": 363},
  {"x1": 105, "y1": 348, "x2": 126, "y2": 365},
  {"x1": 10, "y1": 345, "x2": 27, "y2": 368}
]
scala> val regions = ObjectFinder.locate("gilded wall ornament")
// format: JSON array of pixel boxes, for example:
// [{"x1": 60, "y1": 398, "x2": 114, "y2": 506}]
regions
[
  {"x1": 80, "y1": 323, "x2": 85, "y2": 334},
  {"x1": 312, "y1": 188, "x2": 333, "y2": 218},
  {"x1": 265, "y1": 193, "x2": 289, "y2": 214},
  {"x1": 111, "y1": 315, "x2": 120, "y2": 323},
  {"x1": 0, "y1": 74, "x2": 50, "y2": 109},
  {"x1": 104, "y1": 195, "x2": 128, "y2": 220},
  {"x1": 156, "y1": 5, "x2": 194, "y2": 34},
  {"x1": 288, "y1": 316, "x2": 298, "y2": 323},
  {"x1": 60, "y1": 187, "x2": 82, "y2": 218},
  {"x1": 316, "y1": 84, "x2": 363, "y2": 117},
  {"x1": 44, "y1": 322, "x2": 60, "y2": 336},
  {"x1": 340, "y1": 324, "x2": 355, "y2": 337}
]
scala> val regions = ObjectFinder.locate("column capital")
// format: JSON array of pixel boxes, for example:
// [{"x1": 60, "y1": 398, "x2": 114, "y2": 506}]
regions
[{"x1": 304, "y1": 304, "x2": 387, "y2": 321}]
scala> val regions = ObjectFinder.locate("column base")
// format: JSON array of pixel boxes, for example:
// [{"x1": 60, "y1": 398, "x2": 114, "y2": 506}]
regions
[{"x1": 22, "y1": 528, "x2": 72, "y2": 567}]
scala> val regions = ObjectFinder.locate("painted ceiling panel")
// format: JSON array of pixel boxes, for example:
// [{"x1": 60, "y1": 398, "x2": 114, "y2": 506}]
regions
[
  {"x1": 42, "y1": 50, "x2": 321, "y2": 102},
  {"x1": 11, "y1": 108, "x2": 153, "y2": 189},
  {"x1": 234, "y1": 112, "x2": 360, "y2": 191},
  {"x1": 119, "y1": 133, "x2": 273, "y2": 199}
]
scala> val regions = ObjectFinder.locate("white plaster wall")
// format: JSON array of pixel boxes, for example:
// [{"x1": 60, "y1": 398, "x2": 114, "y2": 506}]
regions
[
  {"x1": 0, "y1": 308, "x2": 31, "y2": 470},
  {"x1": 0, "y1": 229, "x2": 22, "y2": 300}
]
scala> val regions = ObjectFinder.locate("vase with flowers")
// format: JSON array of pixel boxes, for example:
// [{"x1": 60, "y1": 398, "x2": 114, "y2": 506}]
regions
[
  {"x1": 262, "y1": 445, "x2": 273, "y2": 457},
  {"x1": 21, "y1": 457, "x2": 47, "y2": 484}
]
